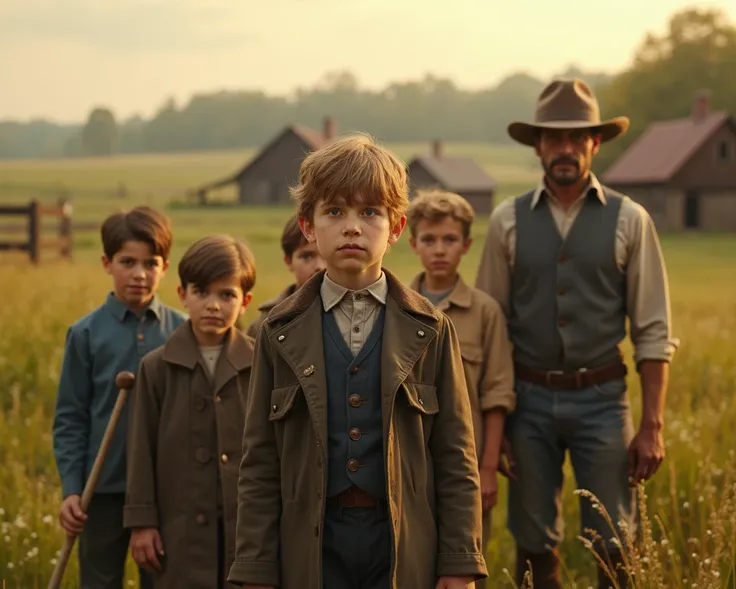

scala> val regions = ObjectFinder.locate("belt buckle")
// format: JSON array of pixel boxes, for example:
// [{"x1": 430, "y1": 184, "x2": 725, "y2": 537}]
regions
[
  {"x1": 545, "y1": 370, "x2": 564, "y2": 387},
  {"x1": 574, "y1": 367, "x2": 587, "y2": 388}
]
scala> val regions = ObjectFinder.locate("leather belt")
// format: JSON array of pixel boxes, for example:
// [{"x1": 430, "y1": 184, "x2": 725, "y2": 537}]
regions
[
  {"x1": 327, "y1": 486, "x2": 377, "y2": 508},
  {"x1": 514, "y1": 361, "x2": 627, "y2": 390}
]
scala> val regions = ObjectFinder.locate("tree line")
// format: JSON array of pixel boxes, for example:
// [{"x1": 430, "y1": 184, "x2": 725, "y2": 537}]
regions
[{"x1": 0, "y1": 5, "x2": 733, "y2": 175}]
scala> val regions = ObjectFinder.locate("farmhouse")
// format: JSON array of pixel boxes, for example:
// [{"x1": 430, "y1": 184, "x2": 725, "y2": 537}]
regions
[
  {"x1": 407, "y1": 141, "x2": 497, "y2": 215},
  {"x1": 602, "y1": 91, "x2": 736, "y2": 231},
  {"x1": 196, "y1": 117, "x2": 337, "y2": 205}
]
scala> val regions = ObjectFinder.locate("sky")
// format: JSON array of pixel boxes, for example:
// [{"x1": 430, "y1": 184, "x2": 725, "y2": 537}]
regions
[{"x1": 0, "y1": 0, "x2": 732, "y2": 123}]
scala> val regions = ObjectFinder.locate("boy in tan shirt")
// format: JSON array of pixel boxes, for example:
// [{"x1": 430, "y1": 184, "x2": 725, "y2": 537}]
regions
[{"x1": 407, "y1": 190, "x2": 515, "y2": 588}]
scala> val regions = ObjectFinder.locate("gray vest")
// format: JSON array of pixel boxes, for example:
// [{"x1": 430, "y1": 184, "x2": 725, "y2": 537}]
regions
[
  {"x1": 323, "y1": 308, "x2": 386, "y2": 499},
  {"x1": 510, "y1": 188, "x2": 626, "y2": 370}
]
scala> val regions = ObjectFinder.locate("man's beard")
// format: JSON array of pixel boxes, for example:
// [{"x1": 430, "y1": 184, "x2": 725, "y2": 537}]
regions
[{"x1": 544, "y1": 156, "x2": 582, "y2": 186}]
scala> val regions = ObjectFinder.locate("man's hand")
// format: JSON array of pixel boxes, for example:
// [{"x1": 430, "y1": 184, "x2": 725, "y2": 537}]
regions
[
  {"x1": 130, "y1": 527, "x2": 165, "y2": 573},
  {"x1": 435, "y1": 576, "x2": 475, "y2": 588},
  {"x1": 479, "y1": 465, "x2": 498, "y2": 512},
  {"x1": 628, "y1": 425, "x2": 665, "y2": 486},
  {"x1": 59, "y1": 494, "x2": 87, "y2": 536}
]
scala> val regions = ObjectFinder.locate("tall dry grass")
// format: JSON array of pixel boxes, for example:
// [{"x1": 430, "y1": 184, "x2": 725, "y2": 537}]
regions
[{"x1": 0, "y1": 224, "x2": 734, "y2": 587}]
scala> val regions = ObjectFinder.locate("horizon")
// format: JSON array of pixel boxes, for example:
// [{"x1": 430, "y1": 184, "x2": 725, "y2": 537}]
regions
[{"x1": 1, "y1": 0, "x2": 732, "y2": 125}]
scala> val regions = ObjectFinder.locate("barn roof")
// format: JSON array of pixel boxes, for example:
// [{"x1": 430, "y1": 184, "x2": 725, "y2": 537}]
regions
[
  {"x1": 602, "y1": 111, "x2": 733, "y2": 185},
  {"x1": 409, "y1": 156, "x2": 497, "y2": 192}
]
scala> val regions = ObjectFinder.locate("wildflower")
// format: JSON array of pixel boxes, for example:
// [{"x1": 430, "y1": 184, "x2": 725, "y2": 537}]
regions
[
  {"x1": 4, "y1": 535, "x2": 10, "y2": 542},
  {"x1": 42, "y1": 515, "x2": 53, "y2": 524},
  {"x1": 7, "y1": 562, "x2": 13, "y2": 569},
  {"x1": 50, "y1": 558, "x2": 57, "y2": 566},
  {"x1": 683, "y1": 501, "x2": 690, "y2": 509}
]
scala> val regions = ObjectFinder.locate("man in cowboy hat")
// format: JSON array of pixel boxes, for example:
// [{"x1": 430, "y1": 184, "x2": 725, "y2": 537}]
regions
[{"x1": 475, "y1": 78, "x2": 678, "y2": 588}]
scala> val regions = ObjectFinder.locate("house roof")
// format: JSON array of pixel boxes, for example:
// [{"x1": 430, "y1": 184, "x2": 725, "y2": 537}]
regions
[
  {"x1": 602, "y1": 111, "x2": 733, "y2": 185},
  {"x1": 194, "y1": 124, "x2": 327, "y2": 193},
  {"x1": 409, "y1": 156, "x2": 496, "y2": 192}
]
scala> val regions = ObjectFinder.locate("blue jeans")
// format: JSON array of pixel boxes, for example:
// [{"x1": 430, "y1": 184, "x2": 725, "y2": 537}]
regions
[{"x1": 506, "y1": 377, "x2": 637, "y2": 554}]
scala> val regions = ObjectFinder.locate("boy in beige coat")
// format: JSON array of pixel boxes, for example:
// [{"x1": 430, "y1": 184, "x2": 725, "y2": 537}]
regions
[
  {"x1": 407, "y1": 190, "x2": 515, "y2": 589},
  {"x1": 124, "y1": 235, "x2": 257, "y2": 588}
]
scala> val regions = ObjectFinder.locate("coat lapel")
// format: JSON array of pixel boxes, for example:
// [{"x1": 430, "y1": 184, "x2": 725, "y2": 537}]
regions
[
  {"x1": 380, "y1": 271, "x2": 439, "y2": 437},
  {"x1": 162, "y1": 321, "x2": 254, "y2": 396},
  {"x1": 213, "y1": 328, "x2": 254, "y2": 396},
  {"x1": 267, "y1": 274, "x2": 329, "y2": 448}
]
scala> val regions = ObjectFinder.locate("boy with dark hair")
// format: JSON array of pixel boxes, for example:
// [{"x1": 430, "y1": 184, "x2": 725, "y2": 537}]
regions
[
  {"x1": 124, "y1": 234, "x2": 257, "y2": 588},
  {"x1": 53, "y1": 205, "x2": 186, "y2": 589},
  {"x1": 228, "y1": 134, "x2": 488, "y2": 589},
  {"x1": 407, "y1": 189, "x2": 515, "y2": 589},
  {"x1": 246, "y1": 213, "x2": 325, "y2": 338}
]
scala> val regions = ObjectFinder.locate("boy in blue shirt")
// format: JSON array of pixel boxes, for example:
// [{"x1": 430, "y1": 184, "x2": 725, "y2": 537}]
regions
[{"x1": 52, "y1": 205, "x2": 187, "y2": 589}]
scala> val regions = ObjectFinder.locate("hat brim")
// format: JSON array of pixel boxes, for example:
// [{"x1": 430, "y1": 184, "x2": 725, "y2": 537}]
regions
[{"x1": 507, "y1": 117, "x2": 630, "y2": 147}]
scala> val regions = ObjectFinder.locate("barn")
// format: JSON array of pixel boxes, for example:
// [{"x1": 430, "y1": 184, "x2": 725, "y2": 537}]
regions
[
  {"x1": 407, "y1": 141, "x2": 497, "y2": 215},
  {"x1": 196, "y1": 117, "x2": 336, "y2": 205},
  {"x1": 602, "y1": 92, "x2": 736, "y2": 231}
]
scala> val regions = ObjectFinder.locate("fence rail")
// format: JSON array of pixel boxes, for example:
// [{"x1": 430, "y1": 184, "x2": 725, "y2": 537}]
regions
[{"x1": 0, "y1": 199, "x2": 73, "y2": 263}]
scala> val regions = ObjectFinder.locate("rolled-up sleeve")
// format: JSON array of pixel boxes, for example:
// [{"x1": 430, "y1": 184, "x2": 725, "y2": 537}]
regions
[
  {"x1": 474, "y1": 199, "x2": 514, "y2": 318},
  {"x1": 622, "y1": 201, "x2": 679, "y2": 365}
]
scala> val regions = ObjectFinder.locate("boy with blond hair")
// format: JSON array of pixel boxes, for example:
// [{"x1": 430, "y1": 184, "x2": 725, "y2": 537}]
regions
[
  {"x1": 246, "y1": 213, "x2": 325, "y2": 338},
  {"x1": 53, "y1": 206, "x2": 187, "y2": 589},
  {"x1": 228, "y1": 134, "x2": 488, "y2": 589},
  {"x1": 124, "y1": 235, "x2": 257, "y2": 588},
  {"x1": 407, "y1": 190, "x2": 515, "y2": 589}
]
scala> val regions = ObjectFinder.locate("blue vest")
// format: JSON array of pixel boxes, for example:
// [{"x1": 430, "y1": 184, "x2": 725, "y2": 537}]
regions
[
  {"x1": 323, "y1": 308, "x2": 386, "y2": 499},
  {"x1": 510, "y1": 188, "x2": 626, "y2": 370}
]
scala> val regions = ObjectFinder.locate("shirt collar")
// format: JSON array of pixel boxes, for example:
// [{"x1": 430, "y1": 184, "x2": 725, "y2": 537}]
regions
[
  {"x1": 530, "y1": 172, "x2": 605, "y2": 209},
  {"x1": 320, "y1": 271, "x2": 388, "y2": 312},
  {"x1": 410, "y1": 272, "x2": 473, "y2": 310},
  {"x1": 105, "y1": 291, "x2": 163, "y2": 321}
]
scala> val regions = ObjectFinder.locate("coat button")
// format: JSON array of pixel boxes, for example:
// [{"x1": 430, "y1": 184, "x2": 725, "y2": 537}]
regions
[
  {"x1": 272, "y1": 404, "x2": 278, "y2": 412},
  {"x1": 215, "y1": 395, "x2": 222, "y2": 403},
  {"x1": 349, "y1": 428, "x2": 361, "y2": 441},
  {"x1": 348, "y1": 394, "x2": 361, "y2": 407},
  {"x1": 220, "y1": 453, "x2": 229, "y2": 464},
  {"x1": 196, "y1": 513, "x2": 207, "y2": 525},
  {"x1": 278, "y1": 335, "x2": 285, "y2": 341},
  {"x1": 194, "y1": 448, "x2": 210, "y2": 464},
  {"x1": 417, "y1": 330, "x2": 425, "y2": 338},
  {"x1": 353, "y1": 325, "x2": 360, "y2": 333},
  {"x1": 347, "y1": 458, "x2": 360, "y2": 472},
  {"x1": 137, "y1": 333, "x2": 144, "y2": 341},
  {"x1": 350, "y1": 366, "x2": 360, "y2": 374}
]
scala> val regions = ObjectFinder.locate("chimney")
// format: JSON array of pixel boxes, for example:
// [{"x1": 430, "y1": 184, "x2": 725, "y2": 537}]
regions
[
  {"x1": 692, "y1": 90, "x2": 711, "y2": 122},
  {"x1": 432, "y1": 139, "x2": 443, "y2": 158},
  {"x1": 323, "y1": 116, "x2": 337, "y2": 140}
]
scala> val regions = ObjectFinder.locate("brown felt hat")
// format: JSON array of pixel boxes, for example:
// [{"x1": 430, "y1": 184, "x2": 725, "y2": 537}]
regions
[{"x1": 507, "y1": 78, "x2": 630, "y2": 146}]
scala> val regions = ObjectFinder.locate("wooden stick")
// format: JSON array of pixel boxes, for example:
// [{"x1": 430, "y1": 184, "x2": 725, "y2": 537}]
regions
[{"x1": 47, "y1": 371, "x2": 136, "y2": 589}]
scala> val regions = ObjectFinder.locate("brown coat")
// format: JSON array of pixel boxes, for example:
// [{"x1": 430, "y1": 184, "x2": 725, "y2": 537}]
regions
[
  {"x1": 409, "y1": 273, "x2": 515, "y2": 461},
  {"x1": 228, "y1": 269, "x2": 487, "y2": 589},
  {"x1": 124, "y1": 321, "x2": 254, "y2": 589},
  {"x1": 245, "y1": 284, "x2": 297, "y2": 339}
]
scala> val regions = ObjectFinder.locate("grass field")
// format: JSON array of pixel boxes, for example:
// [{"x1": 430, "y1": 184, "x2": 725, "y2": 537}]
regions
[{"x1": 0, "y1": 145, "x2": 735, "y2": 587}]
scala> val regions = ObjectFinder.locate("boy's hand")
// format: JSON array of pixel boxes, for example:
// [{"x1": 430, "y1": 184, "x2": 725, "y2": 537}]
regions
[
  {"x1": 130, "y1": 527, "x2": 165, "y2": 573},
  {"x1": 435, "y1": 576, "x2": 475, "y2": 588},
  {"x1": 498, "y1": 436, "x2": 516, "y2": 481},
  {"x1": 479, "y1": 465, "x2": 498, "y2": 512},
  {"x1": 59, "y1": 494, "x2": 87, "y2": 535}
]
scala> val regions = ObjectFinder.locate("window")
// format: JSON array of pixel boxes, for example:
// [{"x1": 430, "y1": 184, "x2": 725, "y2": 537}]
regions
[{"x1": 717, "y1": 140, "x2": 733, "y2": 161}]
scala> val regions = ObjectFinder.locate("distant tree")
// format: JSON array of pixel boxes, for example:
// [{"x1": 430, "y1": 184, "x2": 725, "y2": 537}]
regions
[
  {"x1": 81, "y1": 107, "x2": 118, "y2": 156},
  {"x1": 595, "y1": 6, "x2": 736, "y2": 172}
]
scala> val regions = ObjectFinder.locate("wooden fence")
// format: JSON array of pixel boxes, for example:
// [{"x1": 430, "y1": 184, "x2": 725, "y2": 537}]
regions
[{"x1": 0, "y1": 199, "x2": 73, "y2": 264}]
